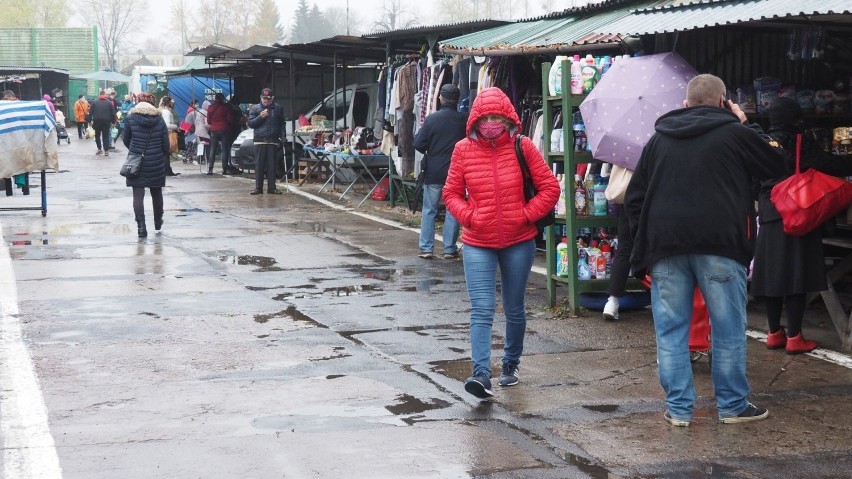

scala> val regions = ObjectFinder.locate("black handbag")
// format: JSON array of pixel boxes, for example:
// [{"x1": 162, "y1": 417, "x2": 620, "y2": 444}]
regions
[
  {"x1": 515, "y1": 134, "x2": 556, "y2": 229},
  {"x1": 120, "y1": 128, "x2": 152, "y2": 179}
]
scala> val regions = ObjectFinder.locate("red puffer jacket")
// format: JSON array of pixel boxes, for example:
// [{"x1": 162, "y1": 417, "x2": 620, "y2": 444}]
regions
[{"x1": 443, "y1": 87, "x2": 560, "y2": 249}]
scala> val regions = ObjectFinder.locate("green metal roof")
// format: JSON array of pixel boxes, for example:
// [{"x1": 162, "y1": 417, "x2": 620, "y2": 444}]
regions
[
  {"x1": 597, "y1": 0, "x2": 852, "y2": 35},
  {"x1": 439, "y1": 1, "x2": 657, "y2": 55}
]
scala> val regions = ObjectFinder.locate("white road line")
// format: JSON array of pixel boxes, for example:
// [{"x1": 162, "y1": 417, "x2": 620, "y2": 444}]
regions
[
  {"x1": 0, "y1": 223, "x2": 63, "y2": 479},
  {"x1": 288, "y1": 186, "x2": 852, "y2": 371}
]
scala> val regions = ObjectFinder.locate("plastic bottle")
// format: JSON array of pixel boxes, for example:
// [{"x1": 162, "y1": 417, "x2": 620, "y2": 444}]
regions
[
  {"x1": 581, "y1": 54, "x2": 600, "y2": 94},
  {"x1": 586, "y1": 240, "x2": 601, "y2": 279},
  {"x1": 573, "y1": 174, "x2": 586, "y2": 215},
  {"x1": 555, "y1": 174, "x2": 566, "y2": 216},
  {"x1": 600, "y1": 241, "x2": 612, "y2": 279},
  {"x1": 577, "y1": 241, "x2": 592, "y2": 280},
  {"x1": 600, "y1": 55, "x2": 612, "y2": 75},
  {"x1": 573, "y1": 122, "x2": 586, "y2": 152},
  {"x1": 593, "y1": 175, "x2": 608, "y2": 216},
  {"x1": 570, "y1": 55, "x2": 583, "y2": 95},
  {"x1": 584, "y1": 172, "x2": 595, "y2": 211},
  {"x1": 556, "y1": 237, "x2": 570, "y2": 277},
  {"x1": 548, "y1": 56, "x2": 567, "y2": 96}
]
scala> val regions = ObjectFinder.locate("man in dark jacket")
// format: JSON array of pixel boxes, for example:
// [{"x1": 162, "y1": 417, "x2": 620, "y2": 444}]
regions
[
  {"x1": 205, "y1": 92, "x2": 235, "y2": 175},
  {"x1": 413, "y1": 84, "x2": 467, "y2": 259},
  {"x1": 624, "y1": 74, "x2": 786, "y2": 427},
  {"x1": 247, "y1": 88, "x2": 285, "y2": 195},
  {"x1": 90, "y1": 91, "x2": 116, "y2": 156}
]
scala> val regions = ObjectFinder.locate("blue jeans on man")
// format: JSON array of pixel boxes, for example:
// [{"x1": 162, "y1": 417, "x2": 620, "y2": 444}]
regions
[
  {"x1": 649, "y1": 253, "x2": 751, "y2": 422},
  {"x1": 463, "y1": 240, "x2": 536, "y2": 378},
  {"x1": 419, "y1": 184, "x2": 459, "y2": 255}
]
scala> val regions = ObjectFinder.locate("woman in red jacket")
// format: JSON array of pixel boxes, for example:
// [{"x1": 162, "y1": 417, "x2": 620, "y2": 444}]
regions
[{"x1": 444, "y1": 87, "x2": 559, "y2": 399}]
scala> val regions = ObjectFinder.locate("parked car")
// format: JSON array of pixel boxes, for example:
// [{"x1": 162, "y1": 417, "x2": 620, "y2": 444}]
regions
[{"x1": 231, "y1": 83, "x2": 379, "y2": 177}]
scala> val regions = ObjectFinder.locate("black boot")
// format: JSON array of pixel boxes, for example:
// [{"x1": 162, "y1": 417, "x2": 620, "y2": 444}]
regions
[
  {"x1": 135, "y1": 214, "x2": 147, "y2": 238},
  {"x1": 154, "y1": 213, "x2": 163, "y2": 231}
]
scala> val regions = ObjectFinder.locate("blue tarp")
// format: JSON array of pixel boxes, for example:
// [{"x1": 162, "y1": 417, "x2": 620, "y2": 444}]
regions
[{"x1": 167, "y1": 76, "x2": 231, "y2": 123}]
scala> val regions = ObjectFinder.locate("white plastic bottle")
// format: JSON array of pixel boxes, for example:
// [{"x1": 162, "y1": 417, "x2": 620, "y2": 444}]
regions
[
  {"x1": 570, "y1": 55, "x2": 583, "y2": 95},
  {"x1": 556, "y1": 237, "x2": 570, "y2": 277}
]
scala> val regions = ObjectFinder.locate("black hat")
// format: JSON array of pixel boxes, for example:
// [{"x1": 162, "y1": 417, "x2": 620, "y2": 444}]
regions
[
  {"x1": 439, "y1": 84, "x2": 460, "y2": 102},
  {"x1": 260, "y1": 88, "x2": 273, "y2": 97},
  {"x1": 768, "y1": 97, "x2": 802, "y2": 128}
]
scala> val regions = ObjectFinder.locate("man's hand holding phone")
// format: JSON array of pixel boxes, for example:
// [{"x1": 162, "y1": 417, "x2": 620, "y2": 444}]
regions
[{"x1": 725, "y1": 99, "x2": 747, "y2": 123}]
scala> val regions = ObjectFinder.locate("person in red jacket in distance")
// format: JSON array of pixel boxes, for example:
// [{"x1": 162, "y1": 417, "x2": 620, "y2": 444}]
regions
[{"x1": 443, "y1": 87, "x2": 560, "y2": 399}]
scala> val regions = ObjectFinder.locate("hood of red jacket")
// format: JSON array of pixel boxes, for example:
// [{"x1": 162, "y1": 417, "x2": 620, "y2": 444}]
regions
[{"x1": 465, "y1": 87, "x2": 521, "y2": 138}]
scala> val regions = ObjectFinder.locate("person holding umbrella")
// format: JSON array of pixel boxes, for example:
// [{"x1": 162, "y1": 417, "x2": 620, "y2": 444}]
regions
[{"x1": 624, "y1": 74, "x2": 786, "y2": 426}]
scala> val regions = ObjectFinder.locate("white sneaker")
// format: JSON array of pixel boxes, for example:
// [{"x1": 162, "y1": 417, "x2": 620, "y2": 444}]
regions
[{"x1": 603, "y1": 296, "x2": 619, "y2": 321}]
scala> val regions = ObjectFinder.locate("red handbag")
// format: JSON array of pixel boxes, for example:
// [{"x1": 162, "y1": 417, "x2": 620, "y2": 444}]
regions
[{"x1": 770, "y1": 133, "x2": 852, "y2": 236}]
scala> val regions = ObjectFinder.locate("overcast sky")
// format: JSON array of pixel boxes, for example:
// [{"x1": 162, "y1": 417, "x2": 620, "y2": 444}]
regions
[{"x1": 73, "y1": 0, "x2": 588, "y2": 50}]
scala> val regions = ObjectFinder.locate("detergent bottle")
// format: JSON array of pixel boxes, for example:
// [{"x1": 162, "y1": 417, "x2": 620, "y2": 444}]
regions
[
  {"x1": 586, "y1": 240, "x2": 601, "y2": 279},
  {"x1": 556, "y1": 237, "x2": 570, "y2": 277},
  {"x1": 577, "y1": 240, "x2": 592, "y2": 280},
  {"x1": 573, "y1": 174, "x2": 586, "y2": 215},
  {"x1": 581, "y1": 54, "x2": 600, "y2": 94},
  {"x1": 555, "y1": 174, "x2": 566, "y2": 216},
  {"x1": 593, "y1": 175, "x2": 608, "y2": 216},
  {"x1": 570, "y1": 55, "x2": 583, "y2": 95},
  {"x1": 548, "y1": 56, "x2": 567, "y2": 96}
]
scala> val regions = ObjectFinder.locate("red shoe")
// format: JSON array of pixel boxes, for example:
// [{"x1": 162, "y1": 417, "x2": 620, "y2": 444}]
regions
[
  {"x1": 766, "y1": 329, "x2": 787, "y2": 350},
  {"x1": 785, "y1": 333, "x2": 817, "y2": 355}
]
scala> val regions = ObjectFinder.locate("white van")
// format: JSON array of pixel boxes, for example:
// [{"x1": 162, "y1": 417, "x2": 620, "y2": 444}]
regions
[{"x1": 231, "y1": 83, "x2": 379, "y2": 174}]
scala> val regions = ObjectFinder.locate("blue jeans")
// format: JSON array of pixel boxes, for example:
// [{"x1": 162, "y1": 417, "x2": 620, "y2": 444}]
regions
[
  {"x1": 419, "y1": 184, "x2": 459, "y2": 254},
  {"x1": 463, "y1": 240, "x2": 536, "y2": 378},
  {"x1": 649, "y1": 254, "x2": 751, "y2": 421}
]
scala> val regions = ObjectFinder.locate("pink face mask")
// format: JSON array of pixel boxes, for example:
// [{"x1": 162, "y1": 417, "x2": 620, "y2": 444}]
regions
[{"x1": 478, "y1": 120, "x2": 505, "y2": 139}]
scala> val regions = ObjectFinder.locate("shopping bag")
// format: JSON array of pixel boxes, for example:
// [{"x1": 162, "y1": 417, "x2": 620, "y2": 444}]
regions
[
  {"x1": 85, "y1": 125, "x2": 95, "y2": 139},
  {"x1": 168, "y1": 131, "x2": 179, "y2": 153},
  {"x1": 770, "y1": 133, "x2": 852, "y2": 235},
  {"x1": 604, "y1": 164, "x2": 633, "y2": 204}
]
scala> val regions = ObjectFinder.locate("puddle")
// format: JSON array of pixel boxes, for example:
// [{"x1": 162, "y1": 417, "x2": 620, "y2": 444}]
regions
[
  {"x1": 257, "y1": 334, "x2": 270, "y2": 338},
  {"x1": 582, "y1": 404, "x2": 619, "y2": 413},
  {"x1": 323, "y1": 284, "x2": 383, "y2": 296},
  {"x1": 371, "y1": 303, "x2": 395, "y2": 308},
  {"x1": 216, "y1": 254, "x2": 282, "y2": 272},
  {"x1": 385, "y1": 394, "x2": 451, "y2": 415},
  {"x1": 325, "y1": 374, "x2": 345, "y2": 379},
  {"x1": 353, "y1": 267, "x2": 417, "y2": 281},
  {"x1": 253, "y1": 305, "x2": 327, "y2": 328}
]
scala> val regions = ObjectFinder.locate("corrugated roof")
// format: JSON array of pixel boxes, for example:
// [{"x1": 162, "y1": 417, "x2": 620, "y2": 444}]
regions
[
  {"x1": 597, "y1": 0, "x2": 852, "y2": 35},
  {"x1": 439, "y1": 3, "x2": 643, "y2": 55}
]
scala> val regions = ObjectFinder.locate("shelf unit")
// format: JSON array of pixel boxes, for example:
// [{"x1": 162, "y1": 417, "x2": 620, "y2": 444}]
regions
[{"x1": 541, "y1": 59, "x2": 629, "y2": 314}]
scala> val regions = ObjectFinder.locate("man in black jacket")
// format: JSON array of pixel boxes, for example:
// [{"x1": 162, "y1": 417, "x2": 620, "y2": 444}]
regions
[
  {"x1": 624, "y1": 74, "x2": 786, "y2": 427},
  {"x1": 90, "y1": 91, "x2": 116, "y2": 156},
  {"x1": 413, "y1": 84, "x2": 467, "y2": 259},
  {"x1": 247, "y1": 88, "x2": 285, "y2": 195}
]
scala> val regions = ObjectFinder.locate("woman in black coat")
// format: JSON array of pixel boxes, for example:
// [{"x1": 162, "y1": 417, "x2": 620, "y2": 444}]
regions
[
  {"x1": 751, "y1": 97, "x2": 852, "y2": 354},
  {"x1": 122, "y1": 92, "x2": 170, "y2": 238}
]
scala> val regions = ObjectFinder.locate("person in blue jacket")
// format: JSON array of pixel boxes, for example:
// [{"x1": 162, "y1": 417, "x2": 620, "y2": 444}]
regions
[
  {"x1": 413, "y1": 84, "x2": 467, "y2": 259},
  {"x1": 247, "y1": 87, "x2": 285, "y2": 195}
]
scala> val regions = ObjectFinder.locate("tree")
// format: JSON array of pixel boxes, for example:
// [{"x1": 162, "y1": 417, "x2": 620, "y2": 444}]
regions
[
  {"x1": 371, "y1": 0, "x2": 419, "y2": 33},
  {"x1": 0, "y1": 0, "x2": 68, "y2": 27},
  {"x1": 83, "y1": 0, "x2": 146, "y2": 71},
  {"x1": 324, "y1": 6, "x2": 362, "y2": 37},
  {"x1": 170, "y1": 0, "x2": 192, "y2": 52},
  {"x1": 35, "y1": 0, "x2": 69, "y2": 27},
  {"x1": 289, "y1": 0, "x2": 311, "y2": 44},
  {"x1": 252, "y1": 0, "x2": 285, "y2": 46}
]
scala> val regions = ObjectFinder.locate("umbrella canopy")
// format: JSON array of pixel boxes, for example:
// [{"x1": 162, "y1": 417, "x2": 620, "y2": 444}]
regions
[
  {"x1": 579, "y1": 52, "x2": 698, "y2": 170},
  {"x1": 71, "y1": 70, "x2": 131, "y2": 83}
]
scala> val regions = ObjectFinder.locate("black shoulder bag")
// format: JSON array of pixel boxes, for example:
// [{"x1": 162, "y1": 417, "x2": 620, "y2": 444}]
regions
[
  {"x1": 515, "y1": 134, "x2": 556, "y2": 229},
  {"x1": 120, "y1": 127, "x2": 151, "y2": 179}
]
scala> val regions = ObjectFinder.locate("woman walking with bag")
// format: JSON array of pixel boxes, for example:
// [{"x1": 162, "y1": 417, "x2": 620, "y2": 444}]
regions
[
  {"x1": 158, "y1": 96, "x2": 180, "y2": 176},
  {"x1": 443, "y1": 87, "x2": 559, "y2": 399},
  {"x1": 123, "y1": 92, "x2": 170, "y2": 238}
]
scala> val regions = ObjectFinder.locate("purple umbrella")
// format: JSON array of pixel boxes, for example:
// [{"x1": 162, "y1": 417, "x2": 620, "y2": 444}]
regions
[{"x1": 579, "y1": 52, "x2": 698, "y2": 170}]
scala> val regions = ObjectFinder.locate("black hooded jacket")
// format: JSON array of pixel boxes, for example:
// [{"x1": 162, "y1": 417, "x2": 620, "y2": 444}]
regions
[
  {"x1": 122, "y1": 102, "x2": 170, "y2": 188},
  {"x1": 413, "y1": 104, "x2": 468, "y2": 184},
  {"x1": 624, "y1": 105, "x2": 787, "y2": 271}
]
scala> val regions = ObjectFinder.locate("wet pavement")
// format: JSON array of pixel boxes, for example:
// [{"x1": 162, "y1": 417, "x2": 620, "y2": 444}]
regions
[{"x1": 1, "y1": 138, "x2": 851, "y2": 478}]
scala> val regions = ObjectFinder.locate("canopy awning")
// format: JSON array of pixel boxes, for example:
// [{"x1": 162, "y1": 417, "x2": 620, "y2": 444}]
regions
[{"x1": 597, "y1": 0, "x2": 852, "y2": 36}]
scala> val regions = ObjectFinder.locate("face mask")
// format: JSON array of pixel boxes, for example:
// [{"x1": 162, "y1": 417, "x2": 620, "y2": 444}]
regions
[{"x1": 478, "y1": 120, "x2": 505, "y2": 139}]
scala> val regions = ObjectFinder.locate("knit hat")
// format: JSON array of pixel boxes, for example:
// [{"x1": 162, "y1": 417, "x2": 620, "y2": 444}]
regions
[
  {"x1": 439, "y1": 84, "x2": 460, "y2": 103},
  {"x1": 768, "y1": 97, "x2": 802, "y2": 128}
]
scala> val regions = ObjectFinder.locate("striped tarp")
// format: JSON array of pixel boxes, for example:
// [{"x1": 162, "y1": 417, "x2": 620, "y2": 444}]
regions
[{"x1": 0, "y1": 100, "x2": 59, "y2": 178}]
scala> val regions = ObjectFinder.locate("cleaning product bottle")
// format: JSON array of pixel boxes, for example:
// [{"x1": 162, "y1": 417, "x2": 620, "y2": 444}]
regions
[
  {"x1": 599, "y1": 241, "x2": 611, "y2": 279},
  {"x1": 584, "y1": 171, "x2": 595, "y2": 212},
  {"x1": 556, "y1": 237, "x2": 570, "y2": 277},
  {"x1": 548, "y1": 56, "x2": 567, "y2": 96},
  {"x1": 577, "y1": 240, "x2": 591, "y2": 280},
  {"x1": 570, "y1": 55, "x2": 583, "y2": 95},
  {"x1": 593, "y1": 175, "x2": 608, "y2": 216},
  {"x1": 574, "y1": 174, "x2": 586, "y2": 216},
  {"x1": 555, "y1": 174, "x2": 566, "y2": 216},
  {"x1": 586, "y1": 240, "x2": 601, "y2": 279},
  {"x1": 581, "y1": 54, "x2": 600, "y2": 94}
]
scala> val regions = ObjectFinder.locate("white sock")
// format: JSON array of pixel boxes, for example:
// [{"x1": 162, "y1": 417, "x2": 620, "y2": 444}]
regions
[{"x1": 607, "y1": 295, "x2": 619, "y2": 307}]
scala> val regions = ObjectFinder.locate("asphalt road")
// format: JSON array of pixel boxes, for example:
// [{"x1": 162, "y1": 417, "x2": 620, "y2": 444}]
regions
[{"x1": 1, "y1": 138, "x2": 852, "y2": 478}]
